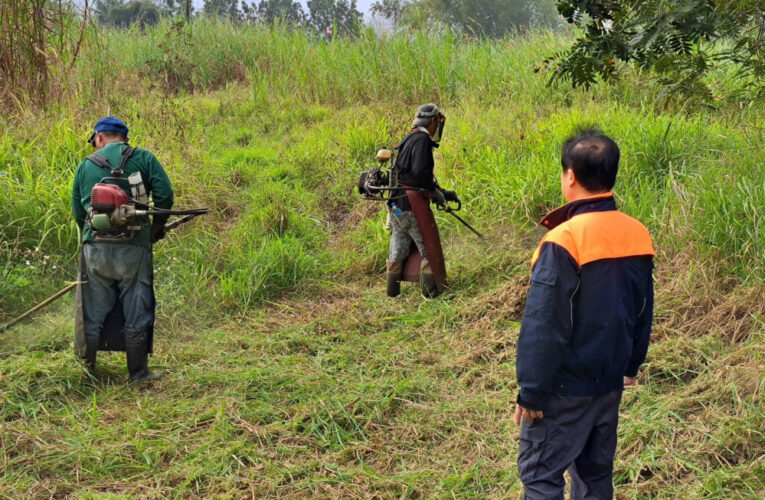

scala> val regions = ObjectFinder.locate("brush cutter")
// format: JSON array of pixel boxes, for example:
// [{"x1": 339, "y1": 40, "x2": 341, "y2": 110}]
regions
[{"x1": 357, "y1": 148, "x2": 484, "y2": 240}]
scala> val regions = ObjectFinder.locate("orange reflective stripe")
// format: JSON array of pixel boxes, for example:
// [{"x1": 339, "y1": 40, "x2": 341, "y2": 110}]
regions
[
  {"x1": 530, "y1": 243, "x2": 542, "y2": 267},
  {"x1": 530, "y1": 229, "x2": 578, "y2": 267},
  {"x1": 532, "y1": 211, "x2": 654, "y2": 268}
]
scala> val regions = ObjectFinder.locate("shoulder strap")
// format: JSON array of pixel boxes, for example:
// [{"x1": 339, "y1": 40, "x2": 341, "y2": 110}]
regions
[
  {"x1": 86, "y1": 152, "x2": 111, "y2": 170},
  {"x1": 395, "y1": 130, "x2": 427, "y2": 150},
  {"x1": 85, "y1": 145, "x2": 135, "y2": 177},
  {"x1": 118, "y1": 147, "x2": 136, "y2": 172}
]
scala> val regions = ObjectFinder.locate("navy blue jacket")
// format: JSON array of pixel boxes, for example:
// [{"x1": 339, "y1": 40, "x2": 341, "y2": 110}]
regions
[{"x1": 516, "y1": 194, "x2": 654, "y2": 412}]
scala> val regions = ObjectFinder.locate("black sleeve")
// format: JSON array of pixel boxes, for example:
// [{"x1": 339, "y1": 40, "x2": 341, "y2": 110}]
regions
[{"x1": 408, "y1": 136, "x2": 436, "y2": 191}]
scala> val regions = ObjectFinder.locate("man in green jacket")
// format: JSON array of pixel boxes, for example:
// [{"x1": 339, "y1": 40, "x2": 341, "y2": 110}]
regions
[{"x1": 72, "y1": 116, "x2": 173, "y2": 382}]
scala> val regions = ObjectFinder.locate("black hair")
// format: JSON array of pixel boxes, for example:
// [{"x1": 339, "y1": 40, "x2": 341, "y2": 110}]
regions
[
  {"x1": 100, "y1": 130, "x2": 127, "y2": 141},
  {"x1": 561, "y1": 128, "x2": 620, "y2": 192}
]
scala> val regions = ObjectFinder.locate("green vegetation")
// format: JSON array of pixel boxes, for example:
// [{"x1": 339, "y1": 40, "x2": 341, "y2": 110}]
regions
[
  {"x1": 547, "y1": 0, "x2": 764, "y2": 101},
  {"x1": 1, "y1": 19, "x2": 763, "y2": 498},
  {"x1": 372, "y1": 0, "x2": 560, "y2": 36}
]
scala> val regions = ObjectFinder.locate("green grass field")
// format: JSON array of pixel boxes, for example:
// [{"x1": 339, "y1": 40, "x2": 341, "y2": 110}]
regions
[{"x1": 1, "y1": 20, "x2": 763, "y2": 498}]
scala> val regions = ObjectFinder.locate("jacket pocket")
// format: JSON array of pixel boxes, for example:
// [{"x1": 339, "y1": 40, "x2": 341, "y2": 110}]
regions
[
  {"x1": 531, "y1": 266, "x2": 557, "y2": 287},
  {"x1": 525, "y1": 266, "x2": 558, "y2": 316}
]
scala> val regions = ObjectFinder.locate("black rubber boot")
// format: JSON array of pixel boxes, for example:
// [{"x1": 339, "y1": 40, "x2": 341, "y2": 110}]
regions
[
  {"x1": 386, "y1": 260, "x2": 403, "y2": 297},
  {"x1": 84, "y1": 338, "x2": 99, "y2": 374},
  {"x1": 125, "y1": 330, "x2": 162, "y2": 383},
  {"x1": 420, "y1": 259, "x2": 440, "y2": 299}
]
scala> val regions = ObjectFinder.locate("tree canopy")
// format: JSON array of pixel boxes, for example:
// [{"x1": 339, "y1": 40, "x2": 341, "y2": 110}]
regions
[
  {"x1": 241, "y1": 0, "x2": 307, "y2": 25},
  {"x1": 153, "y1": 0, "x2": 193, "y2": 18},
  {"x1": 202, "y1": 0, "x2": 241, "y2": 20},
  {"x1": 307, "y1": 0, "x2": 363, "y2": 36},
  {"x1": 95, "y1": 0, "x2": 161, "y2": 28},
  {"x1": 546, "y1": 0, "x2": 765, "y2": 100},
  {"x1": 371, "y1": 0, "x2": 560, "y2": 37}
]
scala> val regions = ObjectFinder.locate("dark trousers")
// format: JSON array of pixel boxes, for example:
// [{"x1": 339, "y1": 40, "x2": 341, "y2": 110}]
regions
[
  {"x1": 82, "y1": 242, "x2": 153, "y2": 341},
  {"x1": 518, "y1": 390, "x2": 623, "y2": 500}
]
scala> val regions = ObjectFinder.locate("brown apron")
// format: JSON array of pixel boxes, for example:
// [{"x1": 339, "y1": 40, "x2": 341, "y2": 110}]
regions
[{"x1": 400, "y1": 185, "x2": 446, "y2": 293}]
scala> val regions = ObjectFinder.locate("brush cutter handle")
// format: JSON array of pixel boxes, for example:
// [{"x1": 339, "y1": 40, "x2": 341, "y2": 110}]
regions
[
  {"x1": 435, "y1": 199, "x2": 461, "y2": 212},
  {"x1": 162, "y1": 211, "x2": 208, "y2": 232}
]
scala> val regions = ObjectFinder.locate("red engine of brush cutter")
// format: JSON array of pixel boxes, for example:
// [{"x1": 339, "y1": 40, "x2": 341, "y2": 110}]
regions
[{"x1": 91, "y1": 183, "x2": 129, "y2": 211}]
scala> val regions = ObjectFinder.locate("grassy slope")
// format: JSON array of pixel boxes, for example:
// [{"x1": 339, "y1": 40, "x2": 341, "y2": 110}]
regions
[{"x1": 1, "y1": 23, "x2": 764, "y2": 498}]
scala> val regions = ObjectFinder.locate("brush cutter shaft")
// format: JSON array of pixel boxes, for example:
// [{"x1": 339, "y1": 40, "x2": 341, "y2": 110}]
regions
[
  {"x1": 445, "y1": 208, "x2": 485, "y2": 240},
  {"x1": 1, "y1": 283, "x2": 79, "y2": 333},
  {"x1": 0, "y1": 210, "x2": 209, "y2": 333}
]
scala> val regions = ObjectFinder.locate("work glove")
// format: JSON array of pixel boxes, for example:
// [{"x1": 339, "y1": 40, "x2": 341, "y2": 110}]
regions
[
  {"x1": 431, "y1": 189, "x2": 446, "y2": 206},
  {"x1": 150, "y1": 222, "x2": 166, "y2": 244},
  {"x1": 443, "y1": 189, "x2": 459, "y2": 203}
]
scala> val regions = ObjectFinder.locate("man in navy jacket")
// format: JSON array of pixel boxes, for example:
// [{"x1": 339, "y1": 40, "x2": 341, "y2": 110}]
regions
[{"x1": 515, "y1": 129, "x2": 654, "y2": 499}]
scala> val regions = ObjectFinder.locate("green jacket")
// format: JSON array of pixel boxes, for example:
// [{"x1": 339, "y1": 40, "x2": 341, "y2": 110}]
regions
[{"x1": 72, "y1": 142, "x2": 174, "y2": 248}]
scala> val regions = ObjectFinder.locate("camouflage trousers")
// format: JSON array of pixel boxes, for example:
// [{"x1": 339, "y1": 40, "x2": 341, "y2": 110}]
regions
[{"x1": 388, "y1": 209, "x2": 428, "y2": 262}]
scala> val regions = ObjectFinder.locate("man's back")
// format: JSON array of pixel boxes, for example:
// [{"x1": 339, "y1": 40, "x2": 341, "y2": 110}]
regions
[
  {"x1": 547, "y1": 204, "x2": 653, "y2": 395},
  {"x1": 517, "y1": 195, "x2": 654, "y2": 408},
  {"x1": 72, "y1": 142, "x2": 173, "y2": 247}
]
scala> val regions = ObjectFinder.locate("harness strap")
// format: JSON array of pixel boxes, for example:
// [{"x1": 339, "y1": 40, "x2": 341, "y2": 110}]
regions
[
  {"x1": 118, "y1": 147, "x2": 135, "y2": 171},
  {"x1": 86, "y1": 152, "x2": 111, "y2": 170},
  {"x1": 85, "y1": 145, "x2": 135, "y2": 177}
]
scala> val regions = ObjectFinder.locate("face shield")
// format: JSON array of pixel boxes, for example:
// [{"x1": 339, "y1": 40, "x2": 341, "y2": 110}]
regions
[
  {"x1": 431, "y1": 112, "x2": 446, "y2": 143},
  {"x1": 413, "y1": 104, "x2": 446, "y2": 143}
]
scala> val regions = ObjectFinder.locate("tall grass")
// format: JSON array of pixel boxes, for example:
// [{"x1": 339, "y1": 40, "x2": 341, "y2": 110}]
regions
[
  {"x1": 1, "y1": 19, "x2": 763, "y2": 499},
  {"x1": 0, "y1": 1, "x2": 91, "y2": 109},
  {"x1": 1, "y1": 19, "x2": 762, "y2": 322}
]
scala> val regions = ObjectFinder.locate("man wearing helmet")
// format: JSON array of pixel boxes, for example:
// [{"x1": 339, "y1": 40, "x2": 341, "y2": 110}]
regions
[{"x1": 385, "y1": 104, "x2": 458, "y2": 298}]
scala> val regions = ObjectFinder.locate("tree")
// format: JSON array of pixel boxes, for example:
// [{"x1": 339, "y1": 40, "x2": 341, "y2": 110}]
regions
[
  {"x1": 371, "y1": 0, "x2": 559, "y2": 36},
  {"x1": 112, "y1": 1, "x2": 160, "y2": 27},
  {"x1": 241, "y1": 0, "x2": 306, "y2": 25},
  {"x1": 203, "y1": 0, "x2": 242, "y2": 21},
  {"x1": 307, "y1": 0, "x2": 362, "y2": 37},
  {"x1": 154, "y1": 0, "x2": 194, "y2": 19},
  {"x1": 94, "y1": 0, "x2": 161, "y2": 28},
  {"x1": 545, "y1": 0, "x2": 765, "y2": 100},
  {"x1": 370, "y1": 0, "x2": 406, "y2": 24},
  {"x1": 94, "y1": 0, "x2": 124, "y2": 24}
]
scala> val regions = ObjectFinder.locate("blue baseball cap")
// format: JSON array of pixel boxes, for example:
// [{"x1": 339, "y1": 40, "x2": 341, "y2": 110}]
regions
[{"x1": 87, "y1": 116, "x2": 129, "y2": 144}]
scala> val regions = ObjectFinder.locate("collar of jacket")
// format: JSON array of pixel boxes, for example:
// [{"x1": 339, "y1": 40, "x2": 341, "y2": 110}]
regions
[
  {"x1": 540, "y1": 193, "x2": 616, "y2": 230},
  {"x1": 96, "y1": 141, "x2": 128, "y2": 153},
  {"x1": 401, "y1": 128, "x2": 439, "y2": 149}
]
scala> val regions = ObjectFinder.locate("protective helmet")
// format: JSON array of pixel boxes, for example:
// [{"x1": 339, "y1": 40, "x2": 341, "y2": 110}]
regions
[{"x1": 412, "y1": 103, "x2": 441, "y2": 127}]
